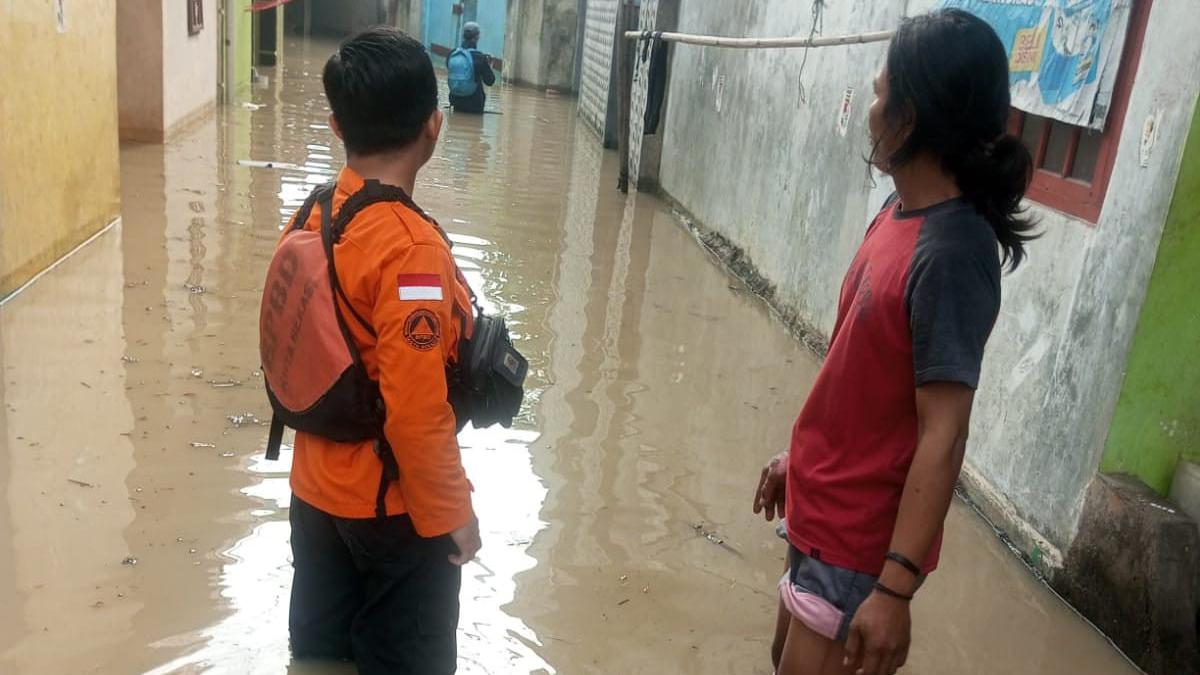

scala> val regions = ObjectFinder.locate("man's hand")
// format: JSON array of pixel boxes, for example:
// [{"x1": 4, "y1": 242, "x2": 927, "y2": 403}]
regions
[
  {"x1": 752, "y1": 452, "x2": 788, "y2": 521},
  {"x1": 448, "y1": 517, "x2": 481, "y2": 566},
  {"x1": 844, "y1": 591, "x2": 911, "y2": 675}
]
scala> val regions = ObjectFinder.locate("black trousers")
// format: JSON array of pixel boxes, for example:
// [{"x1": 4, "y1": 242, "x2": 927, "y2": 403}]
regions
[
  {"x1": 449, "y1": 89, "x2": 486, "y2": 114},
  {"x1": 289, "y1": 495, "x2": 462, "y2": 674}
]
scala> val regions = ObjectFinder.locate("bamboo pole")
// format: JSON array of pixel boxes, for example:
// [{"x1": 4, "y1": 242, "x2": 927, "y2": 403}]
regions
[{"x1": 621, "y1": 29, "x2": 895, "y2": 49}]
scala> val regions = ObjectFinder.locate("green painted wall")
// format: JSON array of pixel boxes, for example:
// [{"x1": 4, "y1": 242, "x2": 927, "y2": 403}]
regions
[
  {"x1": 235, "y1": 0, "x2": 253, "y2": 94},
  {"x1": 1101, "y1": 102, "x2": 1200, "y2": 494}
]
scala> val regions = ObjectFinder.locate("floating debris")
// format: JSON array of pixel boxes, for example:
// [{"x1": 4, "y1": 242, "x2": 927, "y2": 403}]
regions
[
  {"x1": 219, "y1": 452, "x2": 236, "y2": 458},
  {"x1": 190, "y1": 368, "x2": 204, "y2": 378},
  {"x1": 237, "y1": 159, "x2": 305, "y2": 171},
  {"x1": 227, "y1": 412, "x2": 262, "y2": 427},
  {"x1": 691, "y1": 522, "x2": 725, "y2": 545},
  {"x1": 121, "y1": 556, "x2": 138, "y2": 566},
  {"x1": 185, "y1": 284, "x2": 206, "y2": 294},
  {"x1": 67, "y1": 478, "x2": 96, "y2": 488},
  {"x1": 190, "y1": 441, "x2": 217, "y2": 449},
  {"x1": 208, "y1": 379, "x2": 242, "y2": 388},
  {"x1": 121, "y1": 355, "x2": 140, "y2": 364}
]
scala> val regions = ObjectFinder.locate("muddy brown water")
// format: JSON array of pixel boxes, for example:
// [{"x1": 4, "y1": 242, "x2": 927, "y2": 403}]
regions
[{"x1": 0, "y1": 39, "x2": 1142, "y2": 675}]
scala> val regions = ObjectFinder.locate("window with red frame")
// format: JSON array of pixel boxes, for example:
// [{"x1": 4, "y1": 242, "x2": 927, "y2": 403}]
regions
[{"x1": 1006, "y1": 0, "x2": 1151, "y2": 224}]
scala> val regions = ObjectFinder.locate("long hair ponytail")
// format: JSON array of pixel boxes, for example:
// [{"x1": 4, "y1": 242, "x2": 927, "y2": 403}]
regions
[{"x1": 883, "y1": 9, "x2": 1038, "y2": 270}]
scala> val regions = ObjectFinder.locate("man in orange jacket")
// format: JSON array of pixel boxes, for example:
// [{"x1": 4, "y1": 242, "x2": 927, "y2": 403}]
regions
[{"x1": 283, "y1": 28, "x2": 478, "y2": 674}]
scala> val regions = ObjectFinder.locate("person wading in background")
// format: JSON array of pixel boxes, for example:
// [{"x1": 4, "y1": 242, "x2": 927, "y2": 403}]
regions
[
  {"x1": 282, "y1": 28, "x2": 480, "y2": 674},
  {"x1": 446, "y1": 21, "x2": 496, "y2": 114},
  {"x1": 752, "y1": 9, "x2": 1036, "y2": 675}
]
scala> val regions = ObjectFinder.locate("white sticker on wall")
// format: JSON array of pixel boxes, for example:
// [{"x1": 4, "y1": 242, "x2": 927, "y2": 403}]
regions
[
  {"x1": 1139, "y1": 109, "x2": 1161, "y2": 169},
  {"x1": 55, "y1": 0, "x2": 65, "y2": 33},
  {"x1": 837, "y1": 87, "x2": 856, "y2": 138}
]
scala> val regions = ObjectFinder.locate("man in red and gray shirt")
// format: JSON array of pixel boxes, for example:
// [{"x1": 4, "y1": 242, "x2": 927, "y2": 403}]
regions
[{"x1": 754, "y1": 10, "x2": 1036, "y2": 675}]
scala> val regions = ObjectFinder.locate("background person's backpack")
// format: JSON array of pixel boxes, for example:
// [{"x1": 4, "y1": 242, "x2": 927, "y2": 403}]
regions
[{"x1": 447, "y1": 48, "x2": 478, "y2": 98}]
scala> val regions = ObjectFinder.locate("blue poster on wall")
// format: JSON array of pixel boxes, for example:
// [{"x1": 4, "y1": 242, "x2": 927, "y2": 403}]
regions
[{"x1": 941, "y1": 0, "x2": 1132, "y2": 130}]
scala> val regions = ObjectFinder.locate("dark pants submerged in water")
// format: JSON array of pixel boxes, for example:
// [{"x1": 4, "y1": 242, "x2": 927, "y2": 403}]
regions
[
  {"x1": 288, "y1": 496, "x2": 462, "y2": 674},
  {"x1": 449, "y1": 88, "x2": 487, "y2": 114}
]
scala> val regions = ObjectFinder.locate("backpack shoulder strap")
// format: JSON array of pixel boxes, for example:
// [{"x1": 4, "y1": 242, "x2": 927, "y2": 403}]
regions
[
  {"x1": 265, "y1": 415, "x2": 286, "y2": 461},
  {"x1": 323, "y1": 181, "x2": 399, "y2": 340},
  {"x1": 321, "y1": 179, "x2": 448, "y2": 340},
  {"x1": 320, "y1": 181, "x2": 423, "y2": 518},
  {"x1": 318, "y1": 188, "x2": 374, "y2": 372},
  {"x1": 289, "y1": 181, "x2": 335, "y2": 232}
]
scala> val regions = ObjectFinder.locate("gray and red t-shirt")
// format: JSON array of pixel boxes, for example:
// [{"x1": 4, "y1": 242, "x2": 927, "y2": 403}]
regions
[{"x1": 786, "y1": 195, "x2": 1001, "y2": 576}]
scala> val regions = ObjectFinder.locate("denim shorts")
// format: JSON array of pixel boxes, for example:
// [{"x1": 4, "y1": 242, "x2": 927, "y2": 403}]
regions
[{"x1": 778, "y1": 544, "x2": 878, "y2": 642}]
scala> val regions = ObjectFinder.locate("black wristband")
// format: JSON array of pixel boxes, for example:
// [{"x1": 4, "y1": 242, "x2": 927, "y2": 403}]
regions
[
  {"x1": 885, "y1": 551, "x2": 921, "y2": 578},
  {"x1": 873, "y1": 580, "x2": 914, "y2": 602}
]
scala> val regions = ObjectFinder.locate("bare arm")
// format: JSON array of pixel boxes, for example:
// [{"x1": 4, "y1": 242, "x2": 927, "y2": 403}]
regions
[
  {"x1": 845, "y1": 381, "x2": 974, "y2": 675},
  {"x1": 880, "y1": 381, "x2": 974, "y2": 592}
]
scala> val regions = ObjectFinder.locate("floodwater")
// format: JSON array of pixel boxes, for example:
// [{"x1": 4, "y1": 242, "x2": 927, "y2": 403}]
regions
[{"x1": 0, "y1": 38, "x2": 1142, "y2": 675}]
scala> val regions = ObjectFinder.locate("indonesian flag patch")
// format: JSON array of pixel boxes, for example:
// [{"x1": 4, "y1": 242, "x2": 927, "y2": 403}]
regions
[{"x1": 398, "y1": 273, "x2": 443, "y2": 301}]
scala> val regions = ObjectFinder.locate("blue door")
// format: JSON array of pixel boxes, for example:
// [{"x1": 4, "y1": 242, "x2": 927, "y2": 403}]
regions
[
  {"x1": 472, "y1": 0, "x2": 505, "y2": 59},
  {"x1": 422, "y1": 0, "x2": 505, "y2": 69}
]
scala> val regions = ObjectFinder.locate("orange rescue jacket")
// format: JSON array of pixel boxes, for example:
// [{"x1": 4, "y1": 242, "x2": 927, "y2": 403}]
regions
[{"x1": 283, "y1": 167, "x2": 475, "y2": 536}]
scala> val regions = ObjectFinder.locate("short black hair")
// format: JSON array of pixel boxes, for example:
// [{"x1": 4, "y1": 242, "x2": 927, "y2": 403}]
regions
[{"x1": 323, "y1": 27, "x2": 438, "y2": 156}]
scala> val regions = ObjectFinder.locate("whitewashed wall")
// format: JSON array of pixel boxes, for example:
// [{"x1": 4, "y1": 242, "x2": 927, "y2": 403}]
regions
[{"x1": 649, "y1": 0, "x2": 1200, "y2": 560}]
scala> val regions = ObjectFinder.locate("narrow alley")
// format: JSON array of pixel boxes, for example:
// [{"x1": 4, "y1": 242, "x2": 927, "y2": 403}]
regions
[{"x1": 0, "y1": 37, "x2": 1147, "y2": 675}]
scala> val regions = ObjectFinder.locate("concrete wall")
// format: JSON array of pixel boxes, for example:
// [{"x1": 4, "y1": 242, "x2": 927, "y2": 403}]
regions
[
  {"x1": 1101, "y1": 102, "x2": 1200, "y2": 493},
  {"x1": 402, "y1": 0, "x2": 423, "y2": 37},
  {"x1": 653, "y1": 0, "x2": 1200, "y2": 561},
  {"x1": 117, "y1": 0, "x2": 165, "y2": 135},
  {"x1": 658, "y1": 0, "x2": 903, "y2": 350},
  {"x1": 117, "y1": 0, "x2": 218, "y2": 140},
  {"x1": 505, "y1": 0, "x2": 543, "y2": 85},
  {"x1": 165, "y1": 0, "x2": 219, "y2": 130},
  {"x1": 0, "y1": 0, "x2": 121, "y2": 298},
  {"x1": 504, "y1": 0, "x2": 580, "y2": 90},
  {"x1": 578, "y1": 0, "x2": 618, "y2": 137}
]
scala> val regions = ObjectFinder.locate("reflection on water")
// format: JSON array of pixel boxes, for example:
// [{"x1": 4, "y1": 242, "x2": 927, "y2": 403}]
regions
[{"x1": 0, "y1": 35, "x2": 1142, "y2": 675}]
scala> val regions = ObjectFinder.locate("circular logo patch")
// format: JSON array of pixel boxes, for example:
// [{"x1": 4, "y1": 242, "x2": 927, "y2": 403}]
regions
[{"x1": 404, "y1": 309, "x2": 441, "y2": 351}]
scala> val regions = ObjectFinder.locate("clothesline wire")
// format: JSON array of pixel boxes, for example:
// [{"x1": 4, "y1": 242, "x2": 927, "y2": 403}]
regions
[{"x1": 620, "y1": 29, "x2": 894, "y2": 49}]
